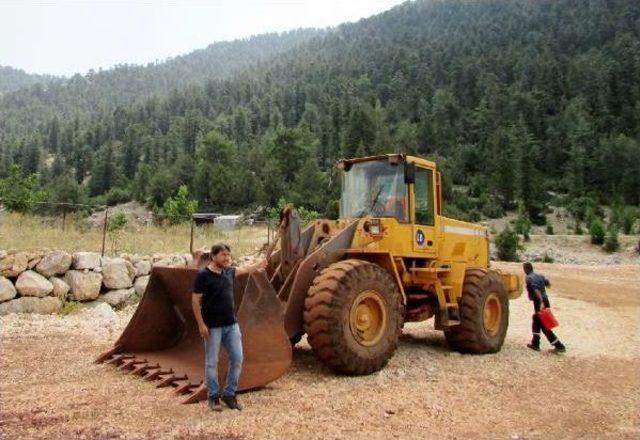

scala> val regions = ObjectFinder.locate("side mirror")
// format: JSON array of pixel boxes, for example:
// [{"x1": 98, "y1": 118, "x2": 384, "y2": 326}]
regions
[{"x1": 404, "y1": 162, "x2": 415, "y2": 184}]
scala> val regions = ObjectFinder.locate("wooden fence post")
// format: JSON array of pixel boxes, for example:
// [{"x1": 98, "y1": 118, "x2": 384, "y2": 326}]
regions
[{"x1": 101, "y1": 208, "x2": 109, "y2": 257}]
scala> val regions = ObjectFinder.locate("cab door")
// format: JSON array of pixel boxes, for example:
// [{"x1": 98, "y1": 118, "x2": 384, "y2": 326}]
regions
[{"x1": 412, "y1": 166, "x2": 438, "y2": 255}]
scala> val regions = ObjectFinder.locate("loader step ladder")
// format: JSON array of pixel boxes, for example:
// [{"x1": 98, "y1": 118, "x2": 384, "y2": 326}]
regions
[
  {"x1": 435, "y1": 283, "x2": 460, "y2": 327},
  {"x1": 408, "y1": 265, "x2": 460, "y2": 327}
]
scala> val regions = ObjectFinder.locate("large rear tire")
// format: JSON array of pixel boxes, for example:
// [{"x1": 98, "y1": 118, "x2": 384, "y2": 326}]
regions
[
  {"x1": 303, "y1": 259, "x2": 404, "y2": 375},
  {"x1": 445, "y1": 268, "x2": 509, "y2": 354}
]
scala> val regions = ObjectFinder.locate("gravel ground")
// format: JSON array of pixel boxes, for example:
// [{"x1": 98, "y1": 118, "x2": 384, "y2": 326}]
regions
[{"x1": 1, "y1": 263, "x2": 639, "y2": 440}]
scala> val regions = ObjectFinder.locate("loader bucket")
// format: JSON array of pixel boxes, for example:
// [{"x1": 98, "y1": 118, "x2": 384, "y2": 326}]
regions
[{"x1": 96, "y1": 265, "x2": 292, "y2": 404}]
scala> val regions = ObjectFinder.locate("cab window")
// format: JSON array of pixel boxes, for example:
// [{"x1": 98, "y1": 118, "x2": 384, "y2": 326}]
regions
[{"x1": 414, "y1": 168, "x2": 435, "y2": 225}]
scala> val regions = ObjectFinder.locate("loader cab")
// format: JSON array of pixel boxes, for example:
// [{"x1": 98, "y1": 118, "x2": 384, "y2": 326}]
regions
[
  {"x1": 338, "y1": 154, "x2": 441, "y2": 256},
  {"x1": 339, "y1": 157, "x2": 409, "y2": 222}
]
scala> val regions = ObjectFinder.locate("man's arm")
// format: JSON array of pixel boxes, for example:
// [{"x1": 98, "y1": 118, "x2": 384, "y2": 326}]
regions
[
  {"x1": 534, "y1": 289, "x2": 545, "y2": 308},
  {"x1": 235, "y1": 258, "x2": 267, "y2": 276},
  {"x1": 191, "y1": 293, "x2": 209, "y2": 338}
]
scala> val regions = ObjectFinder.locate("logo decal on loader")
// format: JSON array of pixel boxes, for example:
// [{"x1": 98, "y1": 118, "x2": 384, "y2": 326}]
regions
[{"x1": 416, "y1": 229, "x2": 425, "y2": 245}]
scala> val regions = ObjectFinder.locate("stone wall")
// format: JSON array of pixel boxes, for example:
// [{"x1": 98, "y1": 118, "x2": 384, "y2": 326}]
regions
[{"x1": 0, "y1": 250, "x2": 193, "y2": 315}]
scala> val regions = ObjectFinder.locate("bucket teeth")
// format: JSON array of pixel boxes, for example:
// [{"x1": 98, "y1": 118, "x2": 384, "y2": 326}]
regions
[
  {"x1": 117, "y1": 358, "x2": 147, "y2": 372},
  {"x1": 156, "y1": 374, "x2": 188, "y2": 388},
  {"x1": 174, "y1": 381, "x2": 198, "y2": 395},
  {"x1": 95, "y1": 345, "x2": 123, "y2": 364},
  {"x1": 132, "y1": 363, "x2": 159, "y2": 376},
  {"x1": 105, "y1": 353, "x2": 134, "y2": 365},
  {"x1": 182, "y1": 384, "x2": 207, "y2": 404},
  {"x1": 143, "y1": 368, "x2": 172, "y2": 381}
]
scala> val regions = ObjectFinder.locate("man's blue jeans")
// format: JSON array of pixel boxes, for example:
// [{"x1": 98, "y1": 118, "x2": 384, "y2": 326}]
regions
[{"x1": 204, "y1": 323, "x2": 243, "y2": 399}]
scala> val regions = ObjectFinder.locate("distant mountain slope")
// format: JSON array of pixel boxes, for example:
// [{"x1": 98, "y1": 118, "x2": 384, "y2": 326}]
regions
[
  {"x1": 0, "y1": 65, "x2": 56, "y2": 95},
  {"x1": 0, "y1": 29, "x2": 321, "y2": 131}
]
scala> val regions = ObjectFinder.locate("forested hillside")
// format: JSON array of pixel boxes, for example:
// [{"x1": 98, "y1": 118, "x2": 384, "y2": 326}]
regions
[
  {"x1": 0, "y1": 29, "x2": 320, "y2": 134},
  {"x1": 1, "y1": 0, "x2": 639, "y2": 227},
  {"x1": 0, "y1": 66, "x2": 56, "y2": 95}
]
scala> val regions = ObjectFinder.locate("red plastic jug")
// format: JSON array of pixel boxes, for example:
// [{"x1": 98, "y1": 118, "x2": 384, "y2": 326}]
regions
[{"x1": 538, "y1": 308, "x2": 559, "y2": 330}]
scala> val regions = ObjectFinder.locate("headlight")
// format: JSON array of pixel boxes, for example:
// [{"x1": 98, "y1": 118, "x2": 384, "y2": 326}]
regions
[{"x1": 367, "y1": 218, "x2": 383, "y2": 235}]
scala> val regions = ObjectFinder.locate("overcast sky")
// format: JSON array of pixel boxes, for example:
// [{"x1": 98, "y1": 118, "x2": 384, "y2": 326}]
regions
[{"x1": 0, "y1": 0, "x2": 405, "y2": 77}]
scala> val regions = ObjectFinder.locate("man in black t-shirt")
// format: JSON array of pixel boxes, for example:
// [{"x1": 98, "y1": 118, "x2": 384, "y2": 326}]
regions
[{"x1": 192, "y1": 242, "x2": 266, "y2": 411}]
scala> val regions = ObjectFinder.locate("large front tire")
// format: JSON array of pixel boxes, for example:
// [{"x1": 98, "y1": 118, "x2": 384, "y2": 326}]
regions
[
  {"x1": 445, "y1": 268, "x2": 509, "y2": 354},
  {"x1": 303, "y1": 259, "x2": 404, "y2": 375}
]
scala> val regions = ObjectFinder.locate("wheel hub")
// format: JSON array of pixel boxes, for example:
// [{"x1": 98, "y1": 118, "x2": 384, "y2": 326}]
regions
[
  {"x1": 483, "y1": 292, "x2": 502, "y2": 337},
  {"x1": 349, "y1": 290, "x2": 387, "y2": 346}
]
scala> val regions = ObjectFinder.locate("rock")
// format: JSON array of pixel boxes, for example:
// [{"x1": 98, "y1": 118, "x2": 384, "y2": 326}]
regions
[
  {"x1": 27, "y1": 255, "x2": 43, "y2": 269},
  {"x1": 72, "y1": 251, "x2": 102, "y2": 270},
  {"x1": 49, "y1": 277, "x2": 71, "y2": 300},
  {"x1": 98, "y1": 288, "x2": 135, "y2": 307},
  {"x1": 0, "y1": 252, "x2": 29, "y2": 277},
  {"x1": 134, "y1": 260, "x2": 151, "y2": 276},
  {"x1": 153, "y1": 255, "x2": 186, "y2": 267},
  {"x1": 134, "y1": 275, "x2": 150, "y2": 295},
  {"x1": 102, "y1": 258, "x2": 135, "y2": 289},
  {"x1": 35, "y1": 250, "x2": 72, "y2": 277},
  {"x1": 15, "y1": 270, "x2": 54, "y2": 297},
  {"x1": 75, "y1": 301, "x2": 117, "y2": 323},
  {"x1": 65, "y1": 270, "x2": 103, "y2": 301},
  {"x1": 0, "y1": 296, "x2": 62, "y2": 315},
  {"x1": 0, "y1": 276, "x2": 17, "y2": 302}
]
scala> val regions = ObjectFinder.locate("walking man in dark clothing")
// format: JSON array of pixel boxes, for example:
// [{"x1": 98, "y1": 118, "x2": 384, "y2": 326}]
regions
[
  {"x1": 191, "y1": 242, "x2": 266, "y2": 411},
  {"x1": 523, "y1": 262, "x2": 566, "y2": 353}
]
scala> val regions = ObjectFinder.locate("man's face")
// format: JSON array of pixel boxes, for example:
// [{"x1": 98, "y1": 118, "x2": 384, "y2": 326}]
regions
[{"x1": 212, "y1": 249, "x2": 231, "y2": 267}]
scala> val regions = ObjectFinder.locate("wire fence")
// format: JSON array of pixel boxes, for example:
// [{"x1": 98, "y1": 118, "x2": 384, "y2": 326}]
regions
[{"x1": 0, "y1": 199, "x2": 276, "y2": 257}]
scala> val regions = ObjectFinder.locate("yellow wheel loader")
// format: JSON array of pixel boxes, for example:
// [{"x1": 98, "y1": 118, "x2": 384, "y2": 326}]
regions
[{"x1": 97, "y1": 154, "x2": 521, "y2": 403}]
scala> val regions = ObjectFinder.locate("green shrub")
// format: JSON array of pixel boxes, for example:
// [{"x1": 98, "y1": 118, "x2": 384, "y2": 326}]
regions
[
  {"x1": 108, "y1": 209, "x2": 128, "y2": 254},
  {"x1": 468, "y1": 208, "x2": 482, "y2": 222},
  {"x1": 325, "y1": 199, "x2": 339, "y2": 219},
  {"x1": 545, "y1": 224, "x2": 554, "y2": 235},
  {"x1": 589, "y1": 218, "x2": 605, "y2": 245},
  {"x1": 567, "y1": 196, "x2": 599, "y2": 222},
  {"x1": 108, "y1": 210, "x2": 128, "y2": 231},
  {"x1": 495, "y1": 226, "x2": 521, "y2": 262},
  {"x1": 0, "y1": 164, "x2": 46, "y2": 213},
  {"x1": 620, "y1": 206, "x2": 640, "y2": 234},
  {"x1": 269, "y1": 198, "x2": 319, "y2": 224},
  {"x1": 480, "y1": 197, "x2": 505, "y2": 219},
  {"x1": 575, "y1": 221, "x2": 583, "y2": 235},
  {"x1": 603, "y1": 224, "x2": 620, "y2": 253},
  {"x1": 105, "y1": 187, "x2": 131, "y2": 206},
  {"x1": 162, "y1": 185, "x2": 198, "y2": 224},
  {"x1": 514, "y1": 212, "x2": 532, "y2": 242}
]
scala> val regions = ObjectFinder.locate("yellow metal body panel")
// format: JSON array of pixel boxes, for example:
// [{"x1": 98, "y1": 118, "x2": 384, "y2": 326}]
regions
[{"x1": 336, "y1": 154, "x2": 521, "y2": 320}]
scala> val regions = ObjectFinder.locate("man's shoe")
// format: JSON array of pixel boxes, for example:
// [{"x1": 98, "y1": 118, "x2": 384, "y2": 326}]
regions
[
  {"x1": 527, "y1": 343, "x2": 540, "y2": 351},
  {"x1": 222, "y1": 395, "x2": 243, "y2": 411},
  {"x1": 551, "y1": 343, "x2": 566, "y2": 353},
  {"x1": 208, "y1": 396, "x2": 223, "y2": 412}
]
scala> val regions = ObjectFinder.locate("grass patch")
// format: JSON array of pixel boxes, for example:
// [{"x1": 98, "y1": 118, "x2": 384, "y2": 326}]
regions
[
  {"x1": 0, "y1": 212, "x2": 270, "y2": 257},
  {"x1": 60, "y1": 300, "x2": 83, "y2": 315}
]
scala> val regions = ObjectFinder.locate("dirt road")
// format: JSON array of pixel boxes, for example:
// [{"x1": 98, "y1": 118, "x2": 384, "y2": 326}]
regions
[{"x1": 1, "y1": 263, "x2": 639, "y2": 439}]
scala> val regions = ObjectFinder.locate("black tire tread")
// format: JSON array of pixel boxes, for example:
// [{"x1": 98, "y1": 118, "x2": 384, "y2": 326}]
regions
[
  {"x1": 304, "y1": 259, "x2": 404, "y2": 374},
  {"x1": 445, "y1": 268, "x2": 509, "y2": 354}
]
